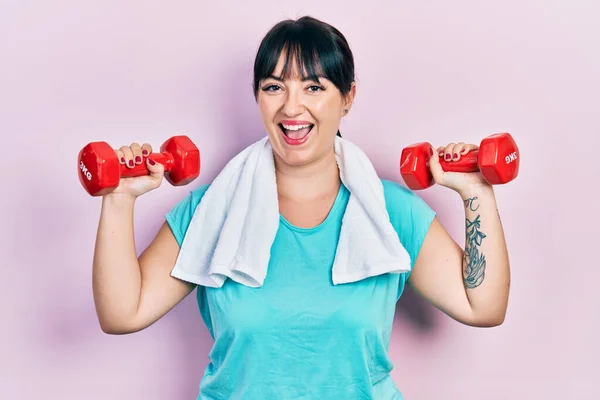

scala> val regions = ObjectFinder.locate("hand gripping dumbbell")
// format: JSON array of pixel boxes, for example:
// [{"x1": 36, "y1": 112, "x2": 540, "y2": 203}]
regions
[
  {"x1": 78, "y1": 135, "x2": 201, "y2": 196},
  {"x1": 400, "y1": 132, "x2": 519, "y2": 190}
]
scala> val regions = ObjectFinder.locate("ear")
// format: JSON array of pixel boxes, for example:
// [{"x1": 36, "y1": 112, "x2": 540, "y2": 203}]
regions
[{"x1": 342, "y1": 81, "x2": 357, "y2": 114}]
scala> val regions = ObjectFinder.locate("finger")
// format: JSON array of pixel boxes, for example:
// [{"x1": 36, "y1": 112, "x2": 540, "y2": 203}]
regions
[
  {"x1": 437, "y1": 146, "x2": 445, "y2": 158},
  {"x1": 452, "y1": 142, "x2": 467, "y2": 161},
  {"x1": 443, "y1": 142, "x2": 456, "y2": 162},
  {"x1": 141, "y1": 143, "x2": 152, "y2": 157},
  {"x1": 130, "y1": 142, "x2": 144, "y2": 165},
  {"x1": 120, "y1": 145, "x2": 135, "y2": 168},
  {"x1": 146, "y1": 157, "x2": 165, "y2": 181},
  {"x1": 426, "y1": 145, "x2": 434, "y2": 167},
  {"x1": 114, "y1": 149, "x2": 126, "y2": 165},
  {"x1": 429, "y1": 147, "x2": 444, "y2": 184}
]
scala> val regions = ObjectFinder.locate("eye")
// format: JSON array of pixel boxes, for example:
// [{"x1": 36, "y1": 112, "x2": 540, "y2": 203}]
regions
[
  {"x1": 261, "y1": 84, "x2": 281, "y2": 92},
  {"x1": 307, "y1": 85, "x2": 325, "y2": 92}
]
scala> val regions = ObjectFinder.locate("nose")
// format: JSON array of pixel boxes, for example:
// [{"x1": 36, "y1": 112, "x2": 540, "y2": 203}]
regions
[{"x1": 281, "y1": 88, "x2": 304, "y2": 117}]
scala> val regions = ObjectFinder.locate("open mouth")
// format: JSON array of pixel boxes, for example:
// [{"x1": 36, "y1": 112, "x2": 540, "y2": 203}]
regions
[{"x1": 279, "y1": 123, "x2": 314, "y2": 145}]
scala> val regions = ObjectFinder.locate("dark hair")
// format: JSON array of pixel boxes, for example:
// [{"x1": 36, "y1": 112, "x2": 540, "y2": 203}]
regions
[{"x1": 252, "y1": 16, "x2": 355, "y2": 138}]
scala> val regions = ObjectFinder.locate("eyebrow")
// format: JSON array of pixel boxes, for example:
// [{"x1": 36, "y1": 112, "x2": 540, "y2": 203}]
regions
[{"x1": 266, "y1": 74, "x2": 323, "y2": 82}]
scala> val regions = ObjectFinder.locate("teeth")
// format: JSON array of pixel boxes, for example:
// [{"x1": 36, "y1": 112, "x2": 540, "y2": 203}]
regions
[{"x1": 281, "y1": 124, "x2": 311, "y2": 131}]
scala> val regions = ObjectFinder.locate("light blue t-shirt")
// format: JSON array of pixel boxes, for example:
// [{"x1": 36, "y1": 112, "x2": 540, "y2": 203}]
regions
[{"x1": 166, "y1": 179, "x2": 436, "y2": 400}]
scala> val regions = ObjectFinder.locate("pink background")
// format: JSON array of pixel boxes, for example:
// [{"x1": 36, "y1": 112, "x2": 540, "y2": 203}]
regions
[{"x1": 1, "y1": 0, "x2": 598, "y2": 399}]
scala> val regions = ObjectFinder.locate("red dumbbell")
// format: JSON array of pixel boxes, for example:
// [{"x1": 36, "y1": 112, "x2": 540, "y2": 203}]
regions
[
  {"x1": 400, "y1": 132, "x2": 519, "y2": 190},
  {"x1": 78, "y1": 135, "x2": 201, "y2": 196}
]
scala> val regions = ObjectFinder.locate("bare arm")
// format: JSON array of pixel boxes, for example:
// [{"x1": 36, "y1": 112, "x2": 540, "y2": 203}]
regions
[
  {"x1": 92, "y1": 193, "x2": 194, "y2": 334},
  {"x1": 408, "y1": 185, "x2": 510, "y2": 327}
]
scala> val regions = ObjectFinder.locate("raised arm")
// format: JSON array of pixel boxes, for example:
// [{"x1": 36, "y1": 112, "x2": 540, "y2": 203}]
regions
[
  {"x1": 91, "y1": 142, "x2": 195, "y2": 334},
  {"x1": 93, "y1": 196, "x2": 194, "y2": 334},
  {"x1": 407, "y1": 142, "x2": 511, "y2": 327}
]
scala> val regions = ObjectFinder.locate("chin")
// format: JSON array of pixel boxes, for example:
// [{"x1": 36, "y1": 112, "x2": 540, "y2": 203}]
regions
[{"x1": 274, "y1": 145, "x2": 317, "y2": 167}]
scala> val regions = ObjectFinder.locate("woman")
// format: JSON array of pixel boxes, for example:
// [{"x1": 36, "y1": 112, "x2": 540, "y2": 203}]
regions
[{"x1": 92, "y1": 16, "x2": 510, "y2": 399}]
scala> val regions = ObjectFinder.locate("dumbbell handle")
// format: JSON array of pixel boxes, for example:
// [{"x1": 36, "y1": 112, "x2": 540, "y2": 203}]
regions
[
  {"x1": 437, "y1": 150, "x2": 480, "y2": 173},
  {"x1": 119, "y1": 152, "x2": 175, "y2": 178}
]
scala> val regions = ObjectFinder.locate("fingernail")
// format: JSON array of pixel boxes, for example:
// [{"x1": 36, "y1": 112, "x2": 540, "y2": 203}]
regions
[
  {"x1": 135, "y1": 156, "x2": 142, "y2": 163},
  {"x1": 120, "y1": 157, "x2": 125, "y2": 164},
  {"x1": 439, "y1": 151, "x2": 444, "y2": 156},
  {"x1": 142, "y1": 150, "x2": 148, "y2": 156},
  {"x1": 453, "y1": 153, "x2": 459, "y2": 159},
  {"x1": 148, "y1": 159, "x2": 156, "y2": 166},
  {"x1": 445, "y1": 154, "x2": 451, "y2": 161},
  {"x1": 128, "y1": 160, "x2": 134, "y2": 167},
  {"x1": 430, "y1": 148, "x2": 433, "y2": 156}
]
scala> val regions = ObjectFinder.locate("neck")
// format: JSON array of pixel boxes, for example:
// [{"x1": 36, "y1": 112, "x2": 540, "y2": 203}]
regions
[{"x1": 274, "y1": 150, "x2": 341, "y2": 201}]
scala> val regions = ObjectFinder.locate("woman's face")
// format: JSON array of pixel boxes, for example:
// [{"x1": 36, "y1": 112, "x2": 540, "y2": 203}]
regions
[{"x1": 257, "y1": 52, "x2": 355, "y2": 168}]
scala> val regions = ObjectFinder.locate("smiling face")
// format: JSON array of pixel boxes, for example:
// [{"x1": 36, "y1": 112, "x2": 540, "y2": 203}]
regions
[{"x1": 257, "y1": 51, "x2": 355, "y2": 168}]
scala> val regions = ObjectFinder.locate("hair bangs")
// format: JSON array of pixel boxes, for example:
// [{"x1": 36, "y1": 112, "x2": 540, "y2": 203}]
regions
[
  {"x1": 278, "y1": 40, "x2": 325, "y2": 84},
  {"x1": 253, "y1": 17, "x2": 354, "y2": 98}
]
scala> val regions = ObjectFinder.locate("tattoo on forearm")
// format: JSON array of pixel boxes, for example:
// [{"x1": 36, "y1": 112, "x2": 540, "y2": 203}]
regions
[
  {"x1": 463, "y1": 199, "x2": 487, "y2": 289},
  {"x1": 464, "y1": 197, "x2": 480, "y2": 211}
]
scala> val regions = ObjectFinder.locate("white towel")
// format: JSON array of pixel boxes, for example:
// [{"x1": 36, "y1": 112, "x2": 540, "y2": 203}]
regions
[{"x1": 170, "y1": 135, "x2": 412, "y2": 288}]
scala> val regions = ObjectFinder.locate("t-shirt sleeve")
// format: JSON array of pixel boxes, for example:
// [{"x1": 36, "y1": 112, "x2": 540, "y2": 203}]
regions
[
  {"x1": 165, "y1": 184, "x2": 211, "y2": 246},
  {"x1": 382, "y1": 179, "x2": 437, "y2": 281}
]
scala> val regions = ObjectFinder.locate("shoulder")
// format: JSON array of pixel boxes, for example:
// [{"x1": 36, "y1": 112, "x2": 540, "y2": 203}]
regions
[
  {"x1": 381, "y1": 179, "x2": 431, "y2": 215},
  {"x1": 169, "y1": 183, "x2": 211, "y2": 215},
  {"x1": 380, "y1": 179, "x2": 437, "y2": 265},
  {"x1": 380, "y1": 178, "x2": 436, "y2": 224},
  {"x1": 186, "y1": 183, "x2": 212, "y2": 206},
  {"x1": 165, "y1": 183, "x2": 211, "y2": 246},
  {"x1": 381, "y1": 178, "x2": 418, "y2": 201}
]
